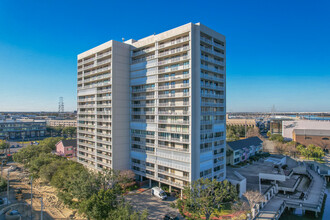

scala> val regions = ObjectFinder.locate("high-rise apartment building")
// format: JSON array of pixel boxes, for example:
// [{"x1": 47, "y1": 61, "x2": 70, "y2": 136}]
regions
[{"x1": 77, "y1": 23, "x2": 226, "y2": 191}]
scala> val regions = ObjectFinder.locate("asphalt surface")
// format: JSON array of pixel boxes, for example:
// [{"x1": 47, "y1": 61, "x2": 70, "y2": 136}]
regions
[{"x1": 125, "y1": 189, "x2": 182, "y2": 220}]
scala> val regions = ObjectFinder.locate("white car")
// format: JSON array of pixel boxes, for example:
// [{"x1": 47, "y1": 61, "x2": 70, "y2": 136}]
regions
[{"x1": 151, "y1": 187, "x2": 167, "y2": 200}]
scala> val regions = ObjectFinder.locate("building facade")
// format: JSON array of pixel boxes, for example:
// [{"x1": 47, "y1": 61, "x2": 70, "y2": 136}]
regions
[
  {"x1": 47, "y1": 120, "x2": 77, "y2": 127},
  {"x1": 293, "y1": 129, "x2": 330, "y2": 150},
  {"x1": 77, "y1": 23, "x2": 226, "y2": 190},
  {"x1": 282, "y1": 120, "x2": 330, "y2": 141},
  {"x1": 0, "y1": 119, "x2": 46, "y2": 140},
  {"x1": 226, "y1": 136, "x2": 263, "y2": 165}
]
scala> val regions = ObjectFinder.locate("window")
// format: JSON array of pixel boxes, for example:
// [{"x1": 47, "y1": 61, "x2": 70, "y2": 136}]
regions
[
  {"x1": 305, "y1": 137, "x2": 312, "y2": 140},
  {"x1": 322, "y1": 137, "x2": 329, "y2": 140}
]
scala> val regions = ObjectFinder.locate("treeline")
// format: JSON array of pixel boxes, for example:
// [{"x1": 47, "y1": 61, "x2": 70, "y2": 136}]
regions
[
  {"x1": 46, "y1": 126, "x2": 77, "y2": 138},
  {"x1": 13, "y1": 144, "x2": 147, "y2": 220},
  {"x1": 226, "y1": 125, "x2": 260, "y2": 142},
  {"x1": 267, "y1": 134, "x2": 325, "y2": 160}
]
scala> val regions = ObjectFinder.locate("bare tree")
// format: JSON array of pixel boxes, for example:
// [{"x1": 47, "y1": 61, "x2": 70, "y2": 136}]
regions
[
  {"x1": 243, "y1": 190, "x2": 266, "y2": 210},
  {"x1": 246, "y1": 127, "x2": 261, "y2": 138}
]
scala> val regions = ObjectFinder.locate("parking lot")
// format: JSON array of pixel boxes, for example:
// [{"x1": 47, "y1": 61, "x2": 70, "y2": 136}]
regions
[{"x1": 125, "y1": 188, "x2": 182, "y2": 220}]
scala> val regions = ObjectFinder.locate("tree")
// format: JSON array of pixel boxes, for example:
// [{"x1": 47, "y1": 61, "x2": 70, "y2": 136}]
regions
[
  {"x1": 266, "y1": 131, "x2": 271, "y2": 137},
  {"x1": 107, "y1": 200, "x2": 148, "y2": 220},
  {"x1": 118, "y1": 170, "x2": 136, "y2": 191},
  {"x1": 243, "y1": 190, "x2": 266, "y2": 210},
  {"x1": 0, "y1": 140, "x2": 9, "y2": 154},
  {"x1": 78, "y1": 189, "x2": 117, "y2": 220},
  {"x1": 181, "y1": 178, "x2": 238, "y2": 220},
  {"x1": 246, "y1": 127, "x2": 260, "y2": 138},
  {"x1": 62, "y1": 127, "x2": 77, "y2": 138},
  {"x1": 39, "y1": 137, "x2": 65, "y2": 150}
]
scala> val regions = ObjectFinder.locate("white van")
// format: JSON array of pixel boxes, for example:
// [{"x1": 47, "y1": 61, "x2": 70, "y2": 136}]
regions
[{"x1": 151, "y1": 187, "x2": 167, "y2": 200}]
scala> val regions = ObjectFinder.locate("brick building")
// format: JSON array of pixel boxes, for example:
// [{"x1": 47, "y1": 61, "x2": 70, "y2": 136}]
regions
[{"x1": 293, "y1": 129, "x2": 330, "y2": 150}]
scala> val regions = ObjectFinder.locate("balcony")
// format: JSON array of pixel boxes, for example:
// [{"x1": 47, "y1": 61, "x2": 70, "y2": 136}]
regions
[
  {"x1": 97, "y1": 96, "x2": 112, "y2": 101},
  {"x1": 97, "y1": 153, "x2": 111, "y2": 160},
  {"x1": 200, "y1": 73, "x2": 225, "y2": 82},
  {"x1": 84, "y1": 66, "x2": 111, "y2": 77},
  {"x1": 157, "y1": 169, "x2": 189, "y2": 181},
  {"x1": 131, "y1": 119, "x2": 156, "y2": 123},
  {"x1": 158, "y1": 111, "x2": 190, "y2": 115},
  {"x1": 132, "y1": 87, "x2": 155, "y2": 93},
  {"x1": 158, "y1": 102, "x2": 190, "y2": 107},
  {"x1": 201, "y1": 56, "x2": 224, "y2": 66},
  {"x1": 158, "y1": 74, "x2": 190, "y2": 82},
  {"x1": 201, "y1": 65, "x2": 224, "y2": 74},
  {"x1": 158, "y1": 55, "x2": 189, "y2": 66},
  {"x1": 132, "y1": 47, "x2": 156, "y2": 57},
  {"x1": 97, "y1": 51, "x2": 112, "y2": 59},
  {"x1": 96, "y1": 111, "x2": 111, "y2": 115},
  {"x1": 131, "y1": 147, "x2": 155, "y2": 154},
  {"x1": 131, "y1": 95, "x2": 155, "y2": 100},
  {"x1": 158, "y1": 128, "x2": 190, "y2": 134},
  {"x1": 96, "y1": 132, "x2": 111, "y2": 138},
  {"x1": 158, "y1": 120, "x2": 190, "y2": 125},
  {"x1": 158, "y1": 136, "x2": 189, "y2": 143},
  {"x1": 158, "y1": 65, "x2": 189, "y2": 74},
  {"x1": 131, "y1": 111, "x2": 155, "y2": 115},
  {"x1": 84, "y1": 74, "x2": 111, "y2": 83},
  {"x1": 158, "y1": 84, "x2": 190, "y2": 90},
  {"x1": 97, "y1": 59, "x2": 111, "y2": 65},
  {"x1": 158, "y1": 144, "x2": 189, "y2": 152},
  {"x1": 97, "y1": 146, "x2": 112, "y2": 153},
  {"x1": 201, "y1": 84, "x2": 224, "y2": 90},
  {"x1": 97, "y1": 118, "x2": 112, "y2": 123},
  {"x1": 158, "y1": 92, "x2": 189, "y2": 99},
  {"x1": 157, "y1": 177, "x2": 185, "y2": 188},
  {"x1": 158, "y1": 46, "x2": 189, "y2": 57},
  {"x1": 131, "y1": 103, "x2": 155, "y2": 107},
  {"x1": 201, "y1": 93, "x2": 225, "y2": 99},
  {"x1": 158, "y1": 36, "x2": 189, "y2": 49}
]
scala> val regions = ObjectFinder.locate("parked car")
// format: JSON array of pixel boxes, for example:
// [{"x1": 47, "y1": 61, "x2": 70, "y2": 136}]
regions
[
  {"x1": 164, "y1": 213, "x2": 179, "y2": 220},
  {"x1": 151, "y1": 187, "x2": 167, "y2": 200},
  {"x1": 10, "y1": 145, "x2": 15, "y2": 148}
]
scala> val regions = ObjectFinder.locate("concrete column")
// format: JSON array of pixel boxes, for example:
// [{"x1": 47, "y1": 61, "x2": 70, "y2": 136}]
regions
[
  {"x1": 169, "y1": 185, "x2": 172, "y2": 193},
  {"x1": 181, "y1": 189, "x2": 183, "y2": 199},
  {"x1": 149, "y1": 179, "x2": 151, "y2": 188},
  {"x1": 159, "y1": 181, "x2": 161, "y2": 187},
  {"x1": 140, "y1": 175, "x2": 143, "y2": 182}
]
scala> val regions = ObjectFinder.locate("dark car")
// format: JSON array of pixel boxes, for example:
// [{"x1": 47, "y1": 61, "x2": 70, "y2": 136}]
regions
[
  {"x1": 164, "y1": 213, "x2": 179, "y2": 220},
  {"x1": 10, "y1": 145, "x2": 15, "y2": 148}
]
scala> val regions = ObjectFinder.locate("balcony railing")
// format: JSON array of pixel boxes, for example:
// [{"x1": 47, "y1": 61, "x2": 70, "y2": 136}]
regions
[
  {"x1": 158, "y1": 46, "x2": 189, "y2": 57},
  {"x1": 158, "y1": 36, "x2": 189, "y2": 49},
  {"x1": 158, "y1": 65, "x2": 189, "y2": 74}
]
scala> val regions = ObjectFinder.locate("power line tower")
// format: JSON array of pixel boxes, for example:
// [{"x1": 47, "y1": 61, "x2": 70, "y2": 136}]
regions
[
  {"x1": 58, "y1": 97, "x2": 64, "y2": 113},
  {"x1": 271, "y1": 104, "x2": 276, "y2": 117}
]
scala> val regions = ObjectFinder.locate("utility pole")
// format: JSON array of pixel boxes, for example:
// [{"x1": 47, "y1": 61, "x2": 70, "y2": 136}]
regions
[
  {"x1": 7, "y1": 170, "x2": 9, "y2": 205},
  {"x1": 40, "y1": 197, "x2": 43, "y2": 220},
  {"x1": 1, "y1": 160, "x2": 3, "y2": 177},
  {"x1": 30, "y1": 176, "x2": 33, "y2": 220}
]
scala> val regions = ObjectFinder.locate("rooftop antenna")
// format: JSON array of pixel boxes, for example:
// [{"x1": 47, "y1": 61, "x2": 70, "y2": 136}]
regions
[
  {"x1": 122, "y1": 38, "x2": 125, "y2": 42},
  {"x1": 58, "y1": 97, "x2": 64, "y2": 114}
]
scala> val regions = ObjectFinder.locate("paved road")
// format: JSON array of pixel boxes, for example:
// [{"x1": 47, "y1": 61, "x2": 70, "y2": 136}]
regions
[{"x1": 125, "y1": 189, "x2": 182, "y2": 220}]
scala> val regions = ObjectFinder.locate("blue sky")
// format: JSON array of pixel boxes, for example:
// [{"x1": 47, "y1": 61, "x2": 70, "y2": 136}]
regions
[{"x1": 0, "y1": 0, "x2": 329, "y2": 112}]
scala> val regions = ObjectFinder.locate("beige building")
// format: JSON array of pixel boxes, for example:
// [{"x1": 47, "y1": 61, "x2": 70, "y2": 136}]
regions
[
  {"x1": 226, "y1": 114, "x2": 256, "y2": 127},
  {"x1": 47, "y1": 120, "x2": 77, "y2": 127},
  {"x1": 77, "y1": 23, "x2": 226, "y2": 191}
]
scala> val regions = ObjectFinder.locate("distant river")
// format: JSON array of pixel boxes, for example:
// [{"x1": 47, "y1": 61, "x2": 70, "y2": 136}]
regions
[
  {"x1": 280, "y1": 184, "x2": 330, "y2": 219},
  {"x1": 287, "y1": 115, "x2": 330, "y2": 121}
]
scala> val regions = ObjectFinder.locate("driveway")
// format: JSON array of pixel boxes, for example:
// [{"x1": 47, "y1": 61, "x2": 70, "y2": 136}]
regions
[{"x1": 125, "y1": 189, "x2": 182, "y2": 219}]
